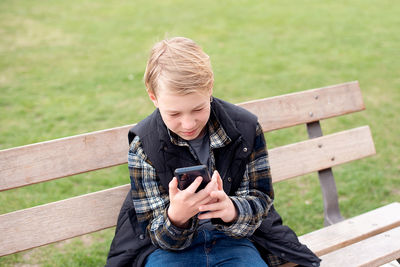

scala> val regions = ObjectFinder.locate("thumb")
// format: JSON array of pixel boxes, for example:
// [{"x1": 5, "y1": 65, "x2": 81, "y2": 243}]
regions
[
  {"x1": 169, "y1": 177, "x2": 179, "y2": 196},
  {"x1": 213, "y1": 170, "x2": 223, "y2": 191}
]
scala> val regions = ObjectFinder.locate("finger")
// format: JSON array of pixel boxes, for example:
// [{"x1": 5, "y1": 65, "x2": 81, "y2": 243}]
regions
[
  {"x1": 195, "y1": 179, "x2": 218, "y2": 203},
  {"x1": 169, "y1": 177, "x2": 179, "y2": 196},
  {"x1": 211, "y1": 172, "x2": 218, "y2": 182},
  {"x1": 193, "y1": 175, "x2": 220, "y2": 203},
  {"x1": 210, "y1": 190, "x2": 226, "y2": 201},
  {"x1": 195, "y1": 188, "x2": 224, "y2": 205},
  {"x1": 213, "y1": 171, "x2": 223, "y2": 191},
  {"x1": 211, "y1": 170, "x2": 218, "y2": 180},
  {"x1": 199, "y1": 191, "x2": 226, "y2": 211},
  {"x1": 186, "y1": 176, "x2": 203, "y2": 193},
  {"x1": 199, "y1": 201, "x2": 223, "y2": 212},
  {"x1": 198, "y1": 194, "x2": 217, "y2": 206},
  {"x1": 198, "y1": 210, "x2": 221, "y2": 220},
  {"x1": 204, "y1": 175, "x2": 218, "y2": 192}
]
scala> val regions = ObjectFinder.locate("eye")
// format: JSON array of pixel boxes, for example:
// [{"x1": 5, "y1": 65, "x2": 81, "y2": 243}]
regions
[{"x1": 193, "y1": 108, "x2": 204, "y2": 112}]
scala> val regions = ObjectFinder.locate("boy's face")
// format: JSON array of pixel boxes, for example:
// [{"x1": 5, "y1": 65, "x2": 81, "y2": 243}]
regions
[{"x1": 148, "y1": 87, "x2": 212, "y2": 141}]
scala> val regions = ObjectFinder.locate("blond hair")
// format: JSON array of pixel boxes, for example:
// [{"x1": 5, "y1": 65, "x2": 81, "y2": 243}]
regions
[{"x1": 144, "y1": 37, "x2": 214, "y2": 96}]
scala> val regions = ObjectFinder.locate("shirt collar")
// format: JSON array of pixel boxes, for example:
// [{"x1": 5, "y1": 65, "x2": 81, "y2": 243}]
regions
[{"x1": 167, "y1": 109, "x2": 232, "y2": 149}]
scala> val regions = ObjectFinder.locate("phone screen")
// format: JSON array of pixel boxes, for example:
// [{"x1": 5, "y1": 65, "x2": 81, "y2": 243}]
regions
[{"x1": 174, "y1": 165, "x2": 211, "y2": 192}]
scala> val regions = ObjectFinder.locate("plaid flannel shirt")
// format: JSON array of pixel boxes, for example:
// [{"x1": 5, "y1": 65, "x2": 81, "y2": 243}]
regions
[{"x1": 128, "y1": 116, "x2": 273, "y2": 251}]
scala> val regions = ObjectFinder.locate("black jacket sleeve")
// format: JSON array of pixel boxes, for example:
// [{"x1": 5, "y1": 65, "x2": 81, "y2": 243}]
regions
[{"x1": 105, "y1": 191, "x2": 155, "y2": 267}]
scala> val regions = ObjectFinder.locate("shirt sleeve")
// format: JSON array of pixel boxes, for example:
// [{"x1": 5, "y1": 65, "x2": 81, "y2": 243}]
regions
[
  {"x1": 128, "y1": 135, "x2": 198, "y2": 250},
  {"x1": 214, "y1": 123, "x2": 273, "y2": 237}
]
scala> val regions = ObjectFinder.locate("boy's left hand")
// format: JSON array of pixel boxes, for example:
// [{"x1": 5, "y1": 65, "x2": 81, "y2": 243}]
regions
[{"x1": 197, "y1": 171, "x2": 238, "y2": 223}]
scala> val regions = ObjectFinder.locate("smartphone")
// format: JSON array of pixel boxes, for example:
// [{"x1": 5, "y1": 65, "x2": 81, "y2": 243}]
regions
[{"x1": 174, "y1": 165, "x2": 211, "y2": 192}]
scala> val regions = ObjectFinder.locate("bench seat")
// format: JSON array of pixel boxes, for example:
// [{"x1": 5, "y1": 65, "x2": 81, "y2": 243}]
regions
[
  {"x1": 320, "y1": 226, "x2": 400, "y2": 266},
  {"x1": 299, "y1": 202, "x2": 400, "y2": 257},
  {"x1": 280, "y1": 203, "x2": 400, "y2": 267}
]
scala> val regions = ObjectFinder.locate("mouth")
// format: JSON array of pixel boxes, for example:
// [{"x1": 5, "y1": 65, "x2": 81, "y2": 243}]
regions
[{"x1": 182, "y1": 129, "x2": 197, "y2": 136}]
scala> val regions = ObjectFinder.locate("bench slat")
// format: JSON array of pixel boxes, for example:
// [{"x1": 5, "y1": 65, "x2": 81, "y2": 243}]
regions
[
  {"x1": 320, "y1": 226, "x2": 400, "y2": 267},
  {"x1": 0, "y1": 125, "x2": 133, "y2": 191},
  {"x1": 0, "y1": 124, "x2": 375, "y2": 192},
  {"x1": 0, "y1": 82, "x2": 364, "y2": 191},
  {"x1": 0, "y1": 184, "x2": 130, "y2": 257},
  {"x1": 270, "y1": 126, "x2": 375, "y2": 182},
  {"x1": 240, "y1": 81, "x2": 364, "y2": 132},
  {"x1": 299, "y1": 202, "x2": 400, "y2": 256}
]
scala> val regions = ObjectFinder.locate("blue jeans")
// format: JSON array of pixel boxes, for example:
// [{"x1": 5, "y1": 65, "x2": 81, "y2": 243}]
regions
[{"x1": 145, "y1": 229, "x2": 268, "y2": 267}]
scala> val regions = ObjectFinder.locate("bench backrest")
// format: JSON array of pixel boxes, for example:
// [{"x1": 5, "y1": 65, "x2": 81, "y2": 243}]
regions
[{"x1": 0, "y1": 81, "x2": 376, "y2": 257}]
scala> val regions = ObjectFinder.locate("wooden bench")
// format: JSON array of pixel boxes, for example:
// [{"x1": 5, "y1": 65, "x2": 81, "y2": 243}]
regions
[{"x1": 1, "y1": 81, "x2": 399, "y2": 266}]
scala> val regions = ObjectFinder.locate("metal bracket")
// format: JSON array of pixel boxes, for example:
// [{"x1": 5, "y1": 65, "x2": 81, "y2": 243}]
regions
[{"x1": 306, "y1": 121, "x2": 345, "y2": 226}]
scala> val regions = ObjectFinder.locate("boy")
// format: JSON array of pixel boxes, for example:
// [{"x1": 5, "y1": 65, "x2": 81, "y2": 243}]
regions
[{"x1": 106, "y1": 37, "x2": 320, "y2": 267}]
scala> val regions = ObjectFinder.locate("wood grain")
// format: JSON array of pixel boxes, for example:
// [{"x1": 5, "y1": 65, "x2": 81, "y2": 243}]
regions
[
  {"x1": 0, "y1": 126, "x2": 376, "y2": 193},
  {"x1": 299, "y1": 202, "x2": 400, "y2": 257},
  {"x1": 0, "y1": 125, "x2": 134, "y2": 191},
  {"x1": 269, "y1": 126, "x2": 376, "y2": 183},
  {"x1": 320, "y1": 226, "x2": 400, "y2": 267},
  {"x1": 239, "y1": 81, "x2": 364, "y2": 132},
  {"x1": 0, "y1": 184, "x2": 130, "y2": 257},
  {"x1": 0, "y1": 81, "x2": 364, "y2": 191}
]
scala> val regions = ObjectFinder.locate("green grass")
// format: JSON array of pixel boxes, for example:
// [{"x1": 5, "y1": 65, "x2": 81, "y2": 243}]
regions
[{"x1": 1, "y1": 0, "x2": 399, "y2": 266}]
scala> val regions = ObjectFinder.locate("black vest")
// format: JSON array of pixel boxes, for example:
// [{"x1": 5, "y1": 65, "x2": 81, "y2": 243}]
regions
[
  {"x1": 106, "y1": 98, "x2": 321, "y2": 267},
  {"x1": 128, "y1": 97, "x2": 258, "y2": 196}
]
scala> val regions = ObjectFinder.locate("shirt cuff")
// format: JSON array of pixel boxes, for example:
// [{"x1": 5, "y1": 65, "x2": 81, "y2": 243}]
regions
[
  {"x1": 212, "y1": 197, "x2": 252, "y2": 237},
  {"x1": 164, "y1": 208, "x2": 198, "y2": 239}
]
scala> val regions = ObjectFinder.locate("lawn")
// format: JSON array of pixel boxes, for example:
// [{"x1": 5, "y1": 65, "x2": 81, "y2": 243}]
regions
[{"x1": 1, "y1": 0, "x2": 399, "y2": 266}]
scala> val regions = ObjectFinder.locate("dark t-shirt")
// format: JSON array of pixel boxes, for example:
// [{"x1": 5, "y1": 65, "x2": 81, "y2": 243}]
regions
[
  {"x1": 188, "y1": 130, "x2": 214, "y2": 230},
  {"x1": 188, "y1": 131, "x2": 210, "y2": 171}
]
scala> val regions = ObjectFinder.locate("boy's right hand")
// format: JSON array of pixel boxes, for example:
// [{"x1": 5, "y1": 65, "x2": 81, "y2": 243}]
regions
[{"x1": 167, "y1": 175, "x2": 218, "y2": 228}]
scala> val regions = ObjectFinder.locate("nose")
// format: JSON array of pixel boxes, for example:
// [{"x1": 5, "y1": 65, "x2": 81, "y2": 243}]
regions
[{"x1": 181, "y1": 115, "x2": 196, "y2": 130}]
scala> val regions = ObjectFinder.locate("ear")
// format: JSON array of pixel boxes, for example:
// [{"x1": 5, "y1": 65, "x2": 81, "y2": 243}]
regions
[
  {"x1": 208, "y1": 87, "x2": 213, "y2": 99},
  {"x1": 147, "y1": 90, "x2": 158, "y2": 108}
]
